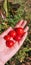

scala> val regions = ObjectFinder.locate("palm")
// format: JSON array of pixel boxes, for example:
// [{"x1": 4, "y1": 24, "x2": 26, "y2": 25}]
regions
[{"x1": 0, "y1": 20, "x2": 29, "y2": 65}]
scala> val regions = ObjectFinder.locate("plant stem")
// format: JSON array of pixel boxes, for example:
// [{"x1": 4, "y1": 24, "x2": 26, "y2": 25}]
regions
[{"x1": 3, "y1": 0, "x2": 8, "y2": 17}]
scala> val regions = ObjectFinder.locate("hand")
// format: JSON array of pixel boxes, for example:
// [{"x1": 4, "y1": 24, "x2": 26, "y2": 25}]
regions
[{"x1": 0, "y1": 20, "x2": 29, "y2": 65}]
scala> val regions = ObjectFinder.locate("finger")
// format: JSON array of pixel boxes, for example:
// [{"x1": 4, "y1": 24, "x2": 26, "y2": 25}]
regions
[
  {"x1": 21, "y1": 20, "x2": 27, "y2": 28},
  {"x1": 24, "y1": 26, "x2": 29, "y2": 32},
  {"x1": 15, "y1": 20, "x2": 27, "y2": 28},
  {"x1": 0, "y1": 27, "x2": 12, "y2": 38},
  {"x1": 18, "y1": 32, "x2": 28, "y2": 48},
  {"x1": 15, "y1": 20, "x2": 24, "y2": 28}
]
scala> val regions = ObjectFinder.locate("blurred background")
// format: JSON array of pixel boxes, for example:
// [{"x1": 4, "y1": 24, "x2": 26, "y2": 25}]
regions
[{"x1": 0, "y1": 0, "x2": 31, "y2": 65}]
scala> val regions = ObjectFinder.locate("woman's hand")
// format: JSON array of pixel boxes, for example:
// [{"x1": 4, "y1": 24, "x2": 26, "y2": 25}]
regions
[{"x1": 0, "y1": 20, "x2": 29, "y2": 65}]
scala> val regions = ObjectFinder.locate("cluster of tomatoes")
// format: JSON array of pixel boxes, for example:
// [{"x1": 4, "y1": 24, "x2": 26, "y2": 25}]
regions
[{"x1": 4, "y1": 27, "x2": 25, "y2": 48}]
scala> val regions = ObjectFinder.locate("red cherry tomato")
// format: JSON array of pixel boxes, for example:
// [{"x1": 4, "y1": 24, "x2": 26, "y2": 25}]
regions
[
  {"x1": 15, "y1": 27, "x2": 25, "y2": 37},
  {"x1": 4, "y1": 35, "x2": 11, "y2": 41},
  {"x1": 14, "y1": 35, "x2": 21, "y2": 41},
  {"x1": 6, "y1": 40, "x2": 14, "y2": 48},
  {"x1": 8, "y1": 30, "x2": 16, "y2": 38}
]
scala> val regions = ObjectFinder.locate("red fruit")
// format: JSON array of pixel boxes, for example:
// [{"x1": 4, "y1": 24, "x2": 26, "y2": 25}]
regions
[
  {"x1": 14, "y1": 35, "x2": 21, "y2": 41},
  {"x1": 8, "y1": 30, "x2": 16, "y2": 38},
  {"x1": 4, "y1": 35, "x2": 11, "y2": 41},
  {"x1": 6, "y1": 40, "x2": 14, "y2": 48},
  {"x1": 15, "y1": 27, "x2": 25, "y2": 37}
]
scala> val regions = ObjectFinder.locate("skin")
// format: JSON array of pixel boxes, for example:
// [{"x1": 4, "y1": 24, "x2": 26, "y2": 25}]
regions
[{"x1": 0, "y1": 20, "x2": 29, "y2": 65}]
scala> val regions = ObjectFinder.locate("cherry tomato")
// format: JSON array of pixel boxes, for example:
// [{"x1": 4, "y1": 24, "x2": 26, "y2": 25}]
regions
[
  {"x1": 8, "y1": 30, "x2": 16, "y2": 38},
  {"x1": 6, "y1": 40, "x2": 14, "y2": 48},
  {"x1": 15, "y1": 27, "x2": 25, "y2": 37},
  {"x1": 14, "y1": 35, "x2": 21, "y2": 41},
  {"x1": 4, "y1": 35, "x2": 11, "y2": 41}
]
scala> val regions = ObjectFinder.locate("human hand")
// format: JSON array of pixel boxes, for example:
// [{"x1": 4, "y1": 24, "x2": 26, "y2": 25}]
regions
[{"x1": 0, "y1": 20, "x2": 29, "y2": 65}]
